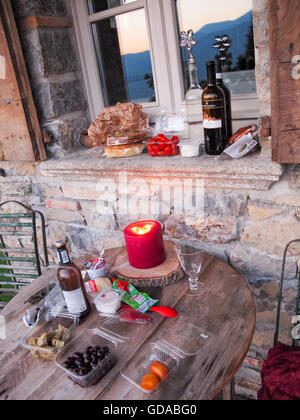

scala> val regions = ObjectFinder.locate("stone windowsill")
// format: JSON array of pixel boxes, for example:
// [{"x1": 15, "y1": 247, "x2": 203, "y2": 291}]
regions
[{"x1": 38, "y1": 142, "x2": 283, "y2": 191}]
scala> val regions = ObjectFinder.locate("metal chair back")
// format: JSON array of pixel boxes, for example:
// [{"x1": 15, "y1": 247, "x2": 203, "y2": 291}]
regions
[
  {"x1": 274, "y1": 239, "x2": 300, "y2": 347},
  {"x1": 0, "y1": 200, "x2": 49, "y2": 308}
]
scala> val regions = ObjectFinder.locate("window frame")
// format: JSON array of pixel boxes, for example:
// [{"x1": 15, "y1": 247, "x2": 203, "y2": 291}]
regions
[{"x1": 71, "y1": 0, "x2": 259, "y2": 123}]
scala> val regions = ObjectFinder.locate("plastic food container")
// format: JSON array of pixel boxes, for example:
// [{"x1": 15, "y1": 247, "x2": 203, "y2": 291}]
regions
[
  {"x1": 158, "y1": 317, "x2": 210, "y2": 357},
  {"x1": 100, "y1": 307, "x2": 153, "y2": 341},
  {"x1": 85, "y1": 258, "x2": 106, "y2": 279},
  {"x1": 179, "y1": 139, "x2": 201, "y2": 158},
  {"x1": 147, "y1": 133, "x2": 180, "y2": 157},
  {"x1": 120, "y1": 342, "x2": 181, "y2": 394},
  {"x1": 93, "y1": 289, "x2": 121, "y2": 315},
  {"x1": 55, "y1": 329, "x2": 118, "y2": 387},
  {"x1": 21, "y1": 313, "x2": 78, "y2": 361},
  {"x1": 120, "y1": 316, "x2": 211, "y2": 394}
]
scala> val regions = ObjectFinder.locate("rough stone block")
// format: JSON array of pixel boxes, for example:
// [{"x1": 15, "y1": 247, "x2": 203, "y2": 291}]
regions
[
  {"x1": 20, "y1": 28, "x2": 77, "y2": 78},
  {"x1": 32, "y1": 78, "x2": 86, "y2": 121},
  {"x1": 45, "y1": 208, "x2": 84, "y2": 224},
  {"x1": 242, "y1": 216, "x2": 300, "y2": 255},
  {"x1": 248, "y1": 205, "x2": 281, "y2": 222},
  {"x1": 229, "y1": 246, "x2": 297, "y2": 280},
  {"x1": 0, "y1": 162, "x2": 36, "y2": 177},
  {"x1": 12, "y1": 0, "x2": 67, "y2": 19},
  {"x1": 44, "y1": 112, "x2": 89, "y2": 158},
  {"x1": 45, "y1": 199, "x2": 81, "y2": 211},
  {"x1": 32, "y1": 181, "x2": 63, "y2": 199},
  {"x1": 289, "y1": 166, "x2": 300, "y2": 191},
  {"x1": 273, "y1": 194, "x2": 300, "y2": 208},
  {"x1": 164, "y1": 214, "x2": 238, "y2": 244},
  {"x1": 80, "y1": 201, "x2": 118, "y2": 231},
  {"x1": 62, "y1": 180, "x2": 117, "y2": 202},
  {"x1": 205, "y1": 191, "x2": 248, "y2": 217}
]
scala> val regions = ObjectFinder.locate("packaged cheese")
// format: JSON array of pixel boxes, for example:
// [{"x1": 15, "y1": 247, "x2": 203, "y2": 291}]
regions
[{"x1": 84, "y1": 277, "x2": 112, "y2": 294}]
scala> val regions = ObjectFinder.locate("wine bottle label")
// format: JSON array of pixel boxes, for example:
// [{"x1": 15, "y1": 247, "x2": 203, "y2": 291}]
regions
[
  {"x1": 202, "y1": 99, "x2": 224, "y2": 129},
  {"x1": 203, "y1": 118, "x2": 222, "y2": 129},
  {"x1": 62, "y1": 288, "x2": 87, "y2": 314},
  {"x1": 216, "y1": 73, "x2": 223, "y2": 79}
]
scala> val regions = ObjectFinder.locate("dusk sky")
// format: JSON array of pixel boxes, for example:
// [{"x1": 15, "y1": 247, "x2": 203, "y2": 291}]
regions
[{"x1": 116, "y1": 0, "x2": 252, "y2": 55}]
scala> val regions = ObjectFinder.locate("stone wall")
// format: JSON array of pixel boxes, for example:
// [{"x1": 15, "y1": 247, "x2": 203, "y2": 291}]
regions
[
  {"x1": 11, "y1": 0, "x2": 90, "y2": 158},
  {"x1": 0, "y1": 0, "x2": 300, "y2": 400}
]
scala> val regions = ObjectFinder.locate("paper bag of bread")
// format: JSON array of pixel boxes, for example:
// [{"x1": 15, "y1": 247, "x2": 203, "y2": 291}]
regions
[{"x1": 88, "y1": 102, "x2": 149, "y2": 146}]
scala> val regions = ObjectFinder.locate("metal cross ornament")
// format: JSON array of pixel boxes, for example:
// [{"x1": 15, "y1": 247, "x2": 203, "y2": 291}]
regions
[
  {"x1": 213, "y1": 34, "x2": 232, "y2": 64},
  {"x1": 180, "y1": 29, "x2": 198, "y2": 59}
]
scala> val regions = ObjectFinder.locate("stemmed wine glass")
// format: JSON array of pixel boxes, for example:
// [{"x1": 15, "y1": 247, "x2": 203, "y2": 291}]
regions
[{"x1": 174, "y1": 244, "x2": 204, "y2": 294}]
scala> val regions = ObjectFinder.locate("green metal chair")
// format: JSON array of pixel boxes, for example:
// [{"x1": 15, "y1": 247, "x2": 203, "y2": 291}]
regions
[
  {"x1": 274, "y1": 239, "x2": 300, "y2": 347},
  {"x1": 0, "y1": 200, "x2": 49, "y2": 309},
  {"x1": 258, "y1": 240, "x2": 300, "y2": 400}
]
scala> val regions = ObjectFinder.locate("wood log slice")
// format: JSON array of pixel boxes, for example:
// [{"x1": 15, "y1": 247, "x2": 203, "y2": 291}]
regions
[{"x1": 110, "y1": 241, "x2": 184, "y2": 288}]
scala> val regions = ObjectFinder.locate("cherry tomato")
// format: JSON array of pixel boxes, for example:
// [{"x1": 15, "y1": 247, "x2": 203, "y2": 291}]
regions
[
  {"x1": 172, "y1": 136, "x2": 179, "y2": 145},
  {"x1": 150, "y1": 152, "x2": 157, "y2": 157},
  {"x1": 140, "y1": 373, "x2": 160, "y2": 391},
  {"x1": 152, "y1": 145, "x2": 159, "y2": 153},
  {"x1": 157, "y1": 134, "x2": 167, "y2": 141},
  {"x1": 158, "y1": 142, "x2": 165, "y2": 150},
  {"x1": 164, "y1": 146, "x2": 171, "y2": 156},
  {"x1": 157, "y1": 151, "x2": 165, "y2": 157},
  {"x1": 149, "y1": 361, "x2": 170, "y2": 381},
  {"x1": 149, "y1": 138, "x2": 156, "y2": 144}
]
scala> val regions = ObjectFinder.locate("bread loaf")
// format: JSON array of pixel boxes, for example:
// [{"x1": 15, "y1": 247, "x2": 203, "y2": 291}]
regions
[{"x1": 105, "y1": 143, "x2": 146, "y2": 158}]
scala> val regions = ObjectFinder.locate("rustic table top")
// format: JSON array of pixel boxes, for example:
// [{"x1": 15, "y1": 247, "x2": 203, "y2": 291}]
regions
[{"x1": 0, "y1": 248, "x2": 256, "y2": 400}]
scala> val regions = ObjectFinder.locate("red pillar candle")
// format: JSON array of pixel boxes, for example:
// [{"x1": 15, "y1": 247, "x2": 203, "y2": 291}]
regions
[{"x1": 124, "y1": 221, "x2": 166, "y2": 269}]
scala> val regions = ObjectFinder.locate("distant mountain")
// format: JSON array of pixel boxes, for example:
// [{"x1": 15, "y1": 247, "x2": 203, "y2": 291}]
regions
[
  {"x1": 192, "y1": 10, "x2": 253, "y2": 80},
  {"x1": 122, "y1": 10, "x2": 253, "y2": 101}
]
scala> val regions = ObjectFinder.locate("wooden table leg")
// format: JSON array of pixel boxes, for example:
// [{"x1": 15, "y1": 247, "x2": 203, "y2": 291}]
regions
[{"x1": 222, "y1": 378, "x2": 235, "y2": 400}]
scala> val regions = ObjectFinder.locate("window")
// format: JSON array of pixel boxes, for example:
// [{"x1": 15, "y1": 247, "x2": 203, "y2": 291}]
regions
[
  {"x1": 71, "y1": 0, "x2": 258, "y2": 124},
  {"x1": 177, "y1": 0, "x2": 256, "y2": 95}
]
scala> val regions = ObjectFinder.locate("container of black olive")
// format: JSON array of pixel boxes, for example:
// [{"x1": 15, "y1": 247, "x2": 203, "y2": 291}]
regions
[{"x1": 55, "y1": 328, "x2": 117, "y2": 387}]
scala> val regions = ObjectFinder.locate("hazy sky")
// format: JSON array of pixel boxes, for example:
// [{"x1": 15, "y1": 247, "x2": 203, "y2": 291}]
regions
[
  {"x1": 117, "y1": 0, "x2": 252, "y2": 55},
  {"x1": 177, "y1": 0, "x2": 253, "y2": 32}
]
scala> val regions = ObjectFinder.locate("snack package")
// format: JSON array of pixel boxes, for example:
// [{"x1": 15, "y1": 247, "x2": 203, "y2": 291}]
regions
[
  {"x1": 105, "y1": 143, "x2": 146, "y2": 158},
  {"x1": 112, "y1": 278, "x2": 158, "y2": 313},
  {"x1": 84, "y1": 277, "x2": 112, "y2": 294},
  {"x1": 223, "y1": 125, "x2": 260, "y2": 159}
]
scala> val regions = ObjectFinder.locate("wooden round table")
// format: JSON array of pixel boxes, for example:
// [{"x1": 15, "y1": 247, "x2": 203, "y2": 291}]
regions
[{"x1": 0, "y1": 249, "x2": 256, "y2": 400}]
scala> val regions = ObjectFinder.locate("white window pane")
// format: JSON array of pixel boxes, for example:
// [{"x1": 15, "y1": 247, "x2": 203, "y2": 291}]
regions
[
  {"x1": 87, "y1": 0, "x2": 138, "y2": 14},
  {"x1": 91, "y1": 9, "x2": 156, "y2": 106},
  {"x1": 176, "y1": 0, "x2": 256, "y2": 95}
]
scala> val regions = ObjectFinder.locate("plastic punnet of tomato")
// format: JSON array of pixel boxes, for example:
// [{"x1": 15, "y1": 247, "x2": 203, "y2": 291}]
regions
[{"x1": 147, "y1": 133, "x2": 180, "y2": 157}]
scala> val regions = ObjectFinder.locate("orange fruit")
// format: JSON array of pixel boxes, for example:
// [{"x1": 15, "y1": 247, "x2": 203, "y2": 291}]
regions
[
  {"x1": 149, "y1": 361, "x2": 169, "y2": 381},
  {"x1": 140, "y1": 373, "x2": 160, "y2": 391}
]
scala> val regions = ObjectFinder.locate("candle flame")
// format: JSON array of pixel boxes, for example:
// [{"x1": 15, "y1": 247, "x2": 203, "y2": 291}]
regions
[{"x1": 131, "y1": 224, "x2": 153, "y2": 235}]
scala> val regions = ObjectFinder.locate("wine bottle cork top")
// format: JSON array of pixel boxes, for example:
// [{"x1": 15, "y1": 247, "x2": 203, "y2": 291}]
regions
[{"x1": 55, "y1": 239, "x2": 67, "y2": 248}]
